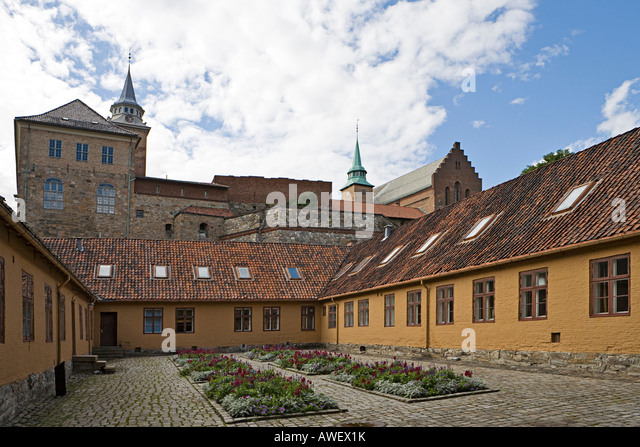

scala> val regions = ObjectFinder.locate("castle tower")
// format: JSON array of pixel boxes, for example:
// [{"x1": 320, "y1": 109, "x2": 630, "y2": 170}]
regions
[
  {"x1": 340, "y1": 125, "x2": 374, "y2": 202},
  {"x1": 108, "y1": 63, "x2": 151, "y2": 178}
]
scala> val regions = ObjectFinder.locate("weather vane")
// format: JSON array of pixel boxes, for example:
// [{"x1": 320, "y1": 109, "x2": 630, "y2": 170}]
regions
[{"x1": 356, "y1": 118, "x2": 359, "y2": 136}]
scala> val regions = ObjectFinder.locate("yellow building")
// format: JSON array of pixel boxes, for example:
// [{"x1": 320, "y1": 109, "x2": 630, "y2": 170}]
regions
[
  {"x1": 320, "y1": 127, "x2": 640, "y2": 370},
  {"x1": 0, "y1": 198, "x2": 96, "y2": 423}
]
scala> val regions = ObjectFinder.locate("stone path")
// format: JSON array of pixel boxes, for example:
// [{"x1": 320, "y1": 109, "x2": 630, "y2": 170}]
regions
[{"x1": 4, "y1": 352, "x2": 640, "y2": 427}]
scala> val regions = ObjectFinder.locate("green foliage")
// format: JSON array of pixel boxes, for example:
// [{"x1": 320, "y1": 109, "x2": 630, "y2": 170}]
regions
[{"x1": 521, "y1": 149, "x2": 572, "y2": 174}]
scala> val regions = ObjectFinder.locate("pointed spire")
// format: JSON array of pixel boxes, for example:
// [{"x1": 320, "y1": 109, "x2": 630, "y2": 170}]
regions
[
  {"x1": 341, "y1": 120, "x2": 374, "y2": 190},
  {"x1": 109, "y1": 57, "x2": 146, "y2": 126},
  {"x1": 117, "y1": 65, "x2": 139, "y2": 106}
]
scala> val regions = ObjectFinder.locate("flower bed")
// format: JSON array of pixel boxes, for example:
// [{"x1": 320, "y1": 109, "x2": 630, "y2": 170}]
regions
[
  {"x1": 329, "y1": 359, "x2": 487, "y2": 399},
  {"x1": 273, "y1": 350, "x2": 354, "y2": 374},
  {"x1": 174, "y1": 349, "x2": 339, "y2": 418},
  {"x1": 245, "y1": 345, "x2": 296, "y2": 362}
]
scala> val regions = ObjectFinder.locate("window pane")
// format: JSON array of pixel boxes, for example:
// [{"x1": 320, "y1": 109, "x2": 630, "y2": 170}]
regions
[
  {"x1": 613, "y1": 279, "x2": 628, "y2": 297},
  {"x1": 536, "y1": 289, "x2": 547, "y2": 317},
  {"x1": 486, "y1": 281, "x2": 494, "y2": 293},
  {"x1": 535, "y1": 272, "x2": 547, "y2": 286},
  {"x1": 521, "y1": 291, "x2": 532, "y2": 318},
  {"x1": 474, "y1": 297, "x2": 483, "y2": 320},
  {"x1": 594, "y1": 281, "x2": 608, "y2": 298},
  {"x1": 522, "y1": 274, "x2": 532, "y2": 288},
  {"x1": 594, "y1": 261, "x2": 609, "y2": 279},
  {"x1": 615, "y1": 295, "x2": 629, "y2": 313},
  {"x1": 486, "y1": 296, "x2": 494, "y2": 320},
  {"x1": 614, "y1": 257, "x2": 628, "y2": 276}
]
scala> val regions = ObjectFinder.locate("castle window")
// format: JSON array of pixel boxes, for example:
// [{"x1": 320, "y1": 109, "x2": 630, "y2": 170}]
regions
[
  {"x1": 454, "y1": 182, "x2": 460, "y2": 202},
  {"x1": 465, "y1": 189, "x2": 470, "y2": 198},
  {"x1": 49, "y1": 139, "x2": 62, "y2": 158},
  {"x1": 101, "y1": 146, "x2": 114, "y2": 164},
  {"x1": 165, "y1": 224, "x2": 173, "y2": 239},
  {"x1": 97, "y1": 184, "x2": 115, "y2": 214},
  {"x1": 76, "y1": 143, "x2": 88, "y2": 161},
  {"x1": 44, "y1": 178, "x2": 64, "y2": 210},
  {"x1": 136, "y1": 210, "x2": 144, "y2": 218},
  {"x1": 234, "y1": 266, "x2": 252, "y2": 280},
  {"x1": 445, "y1": 187, "x2": 450, "y2": 205},
  {"x1": 199, "y1": 223, "x2": 209, "y2": 238},
  {"x1": 552, "y1": 182, "x2": 596, "y2": 215}
]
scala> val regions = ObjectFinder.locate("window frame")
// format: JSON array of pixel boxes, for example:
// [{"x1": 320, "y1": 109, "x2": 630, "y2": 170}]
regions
[
  {"x1": 97, "y1": 183, "x2": 116, "y2": 214},
  {"x1": 96, "y1": 264, "x2": 114, "y2": 279},
  {"x1": 44, "y1": 178, "x2": 64, "y2": 210},
  {"x1": 436, "y1": 284, "x2": 454, "y2": 325},
  {"x1": 263, "y1": 307, "x2": 280, "y2": 331},
  {"x1": 519, "y1": 268, "x2": 548, "y2": 321},
  {"x1": 301, "y1": 306, "x2": 315, "y2": 331},
  {"x1": 234, "y1": 307, "x2": 252, "y2": 332},
  {"x1": 350, "y1": 256, "x2": 373, "y2": 275},
  {"x1": 285, "y1": 267, "x2": 303, "y2": 280},
  {"x1": 49, "y1": 139, "x2": 62, "y2": 158},
  {"x1": 101, "y1": 146, "x2": 114, "y2": 164},
  {"x1": 463, "y1": 214, "x2": 497, "y2": 242},
  {"x1": 358, "y1": 299, "x2": 369, "y2": 327},
  {"x1": 76, "y1": 143, "x2": 88, "y2": 162},
  {"x1": 473, "y1": 277, "x2": 496, "y2": 323},
  {"x1": 333, "y1": 262, "x2": 354, "y2": 280},
  {"x1": 378, "y1": 245, "x2": 405, "y2": 267},
  {"x1": 344, "y1": 301, "x2": 354, "y2": 327},
  {"x1": 384, "y1": 294, "x2": 395, "y2": 327},
  {"x1": 413, "y1": 233, "x2": 442, "y2": 257},
  {"x1": 234, "y1": 266, "x2": 253, "y2": 280},
  {"x1": 176, "y1": 308, "x2": 195, "y2": 334},
  {"x1": 143, "y1": 308, "x2": 163, "y2": 334},
  {"x1": 328, "y1": 305, "x2": 337, "y2": 328},
  {"x1": 407, "y1": 290, "x2": 422, "y2": 327},
  {"x1": 22, "y1": 271, "x2": 34, "y2": 342},
  {"x1": 590, "y1": 254, "x2": 630, "y2": 317},
  {"x1": 551, "y1": 181, "x2": 596, "y2": 216},
  {"x1": 194, "y1": 266, "x2": 212, "y2": 280},
  {"x1": 151, "y1": 265, "x2": 170, "y2": 280}
]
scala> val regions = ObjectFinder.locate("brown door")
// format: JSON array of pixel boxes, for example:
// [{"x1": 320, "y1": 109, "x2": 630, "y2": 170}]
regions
[{"x1": 100, "y1": 312, "x2": 117, "y2": 346}]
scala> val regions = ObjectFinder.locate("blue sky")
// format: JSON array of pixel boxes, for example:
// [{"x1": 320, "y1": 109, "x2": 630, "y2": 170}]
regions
[{"x1": 1, "y1": 0, "x2": 639, "y2": 205}]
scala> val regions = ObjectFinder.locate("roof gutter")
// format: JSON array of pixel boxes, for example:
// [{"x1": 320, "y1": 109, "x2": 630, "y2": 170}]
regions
[{"x1": 320, "y1": 230, "x2": 640, "y2": 300}]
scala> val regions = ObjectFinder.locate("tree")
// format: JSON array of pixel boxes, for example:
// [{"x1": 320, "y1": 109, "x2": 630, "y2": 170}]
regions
[{"x1": 521, "y1": 149, "x2": 572, "y2": 174}]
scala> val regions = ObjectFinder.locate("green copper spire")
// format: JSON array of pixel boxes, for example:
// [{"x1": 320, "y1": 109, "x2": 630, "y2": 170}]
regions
[{"x1": 341, "y1": 124, "x2": 374, "y2": 190}]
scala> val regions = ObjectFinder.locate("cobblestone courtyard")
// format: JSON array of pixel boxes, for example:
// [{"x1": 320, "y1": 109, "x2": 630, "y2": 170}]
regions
[{"x1": 4, "y1": 353, "x2": 640, "y2": 428}]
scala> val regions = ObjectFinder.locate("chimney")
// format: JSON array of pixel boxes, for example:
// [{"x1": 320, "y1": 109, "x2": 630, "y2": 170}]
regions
[
  {"x1": 453, "y1": 141, "x2": 460, "y2": 150},
  {"x1": 383, "y1": 225, "x2": 393, "y2": 240},
  {"x1": 76, "y1": 237, "x2": 84, "y2": 252}
]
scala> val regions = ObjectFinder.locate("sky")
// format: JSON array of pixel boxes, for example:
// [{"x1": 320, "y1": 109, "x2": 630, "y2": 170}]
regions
[{"x1": 1, "y1": 0, "x2": 640, "y2": 207}]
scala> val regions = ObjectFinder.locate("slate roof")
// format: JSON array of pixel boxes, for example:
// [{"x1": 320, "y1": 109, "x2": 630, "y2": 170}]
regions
[
  {"x1": 373, "y1": 157, "x2": 445, "y2": 204},
  {"x1": 44, "y1": 238, "x2": 349, "y2": 302},
  {"x1": 322, "y1": 127, "x2": 640, "y2": 298},
  {"x1": 15, "y1": 99, "x2": 138, "y2": 137}
]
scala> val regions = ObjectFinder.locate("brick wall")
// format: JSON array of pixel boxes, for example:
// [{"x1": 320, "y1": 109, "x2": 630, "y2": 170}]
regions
[
  {"x1": 432, "y1": 142, "x2": 482, "y2": 210},
  {"x1": 213, "y1": 175, "x2": 332, "y2": 206}
]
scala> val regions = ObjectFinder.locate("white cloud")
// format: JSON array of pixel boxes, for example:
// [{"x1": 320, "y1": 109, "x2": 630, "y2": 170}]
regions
[
  {"x1": 472, "y1": 120, "x2": 486, "y2": 128},
  {"x1": 510, "y1": 97, "x2": 527, "y2": 105},
  {"x1": 0, "y1": 0, "x2": 537, "y2": 200},
  {"x1": 596, "y1": 78, "x2": 640, "y2": 138}
]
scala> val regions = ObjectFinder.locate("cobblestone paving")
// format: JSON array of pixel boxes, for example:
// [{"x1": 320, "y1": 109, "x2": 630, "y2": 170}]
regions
[{"x1": 4, "y1": 352, "x2": 640, "y2": 427}]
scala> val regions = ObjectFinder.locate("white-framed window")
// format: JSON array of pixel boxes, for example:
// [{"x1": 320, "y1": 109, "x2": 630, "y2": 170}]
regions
[
  {"x1": 463, "y1": 215, "x2": 496, "y2": 241},
  {"x1": 413, "y1": 233, "x2": 441, "y2": 256},
  {"x1": 96, "y1": 264, "x2": 114, "y2": 278},
  {"x1": 194, "y1": 266, "x2": 211, "y2": 280},
  {"x1": 552, "y1": 181, "x2": 596, "y2": 215},
  {"x1": 378, "y1": 245, "x2": 404, "y2": 266},
  {"x1": 234, "y1": 266, "x2": 252, "y2": 280},
  {"x1": 152, "y1": 265, "x2": 169, "y2": 279}
]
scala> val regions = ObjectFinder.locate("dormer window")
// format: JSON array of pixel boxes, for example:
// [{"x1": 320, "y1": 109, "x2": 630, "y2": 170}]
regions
[
  {"x1": 463, "y1": 215, "x2": 496, "y2": 242},
  {"x1": 333, "y1": 262, "x2": 354, "y2": 280},
  {"x1": 96, "y1": 264, "x2": 114, "y2": 278},
  {"x1": 194, "y1": 266, "x2": 211, "y2": 280},
  {"x1": 285, "y1": 267, "x2": 302, "y2": 280},
  {"x1": 379, "y1": 245, "x2": 405, "y2": 267},
  {"x1": 234, "y1": 266, "x2": 252, "y2": 280},
  {"x1": 551, "y1": 182, "x2": 596, "y2": 215},
  {"x1": 413, "y1": 233, "x2": 442, "y2": 257},
  {"x1": 152, "y1": 265, "x2": 169, "y2": 279}
]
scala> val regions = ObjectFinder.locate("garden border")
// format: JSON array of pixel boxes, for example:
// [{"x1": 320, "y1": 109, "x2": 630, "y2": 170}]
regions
[{"x1": 324, "y1": 377, "x2": 499, "y2": 403}]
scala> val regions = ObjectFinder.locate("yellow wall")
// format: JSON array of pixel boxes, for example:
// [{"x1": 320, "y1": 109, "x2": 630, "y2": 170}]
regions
[
  {"x1": 321, "y1": 238, "x2": 640, "y2": 355},
  {"x1": 93, "y1": 301, "x2": 322, "y2": 351},
  {"x1": 0, "y1": 224, "x2": 93, "y2": 387}
]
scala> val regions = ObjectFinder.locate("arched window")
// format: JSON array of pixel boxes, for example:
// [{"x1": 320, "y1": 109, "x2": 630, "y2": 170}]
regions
[
  {"x1": 465, "y1": 188, "x2": 470, "y2": 198},
  {"x1": 454, "y1": 182, "x2": 461, "y2": 202},
  {"x1": 44, "y1": 178, "x2": 63, "y2": 210},
  {"x1": 199, "y1": 223, "x2": 209, "y2": 239},
  {"x1": 445, "y1": 187, "x2": 450, "y2": 205},
  {"x1": 97, "y1": 184, "x2": 115, "y2": 214}
]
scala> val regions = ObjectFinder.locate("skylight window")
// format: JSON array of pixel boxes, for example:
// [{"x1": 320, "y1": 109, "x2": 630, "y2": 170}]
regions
[
  {"x1": 234, "y1": 266, "x2": 253, "y2": 280},
  {"x1": 552, "y1": 182, "x2": 595, "y2": 214},
  {"x1": 413, "y1": 233, "x2": 441, "y2": 256},
  {"x1": 285, "y1": 267, "x2": 302, "y2": 280},
  {"x1": 350, "y1": 256, "x2": 373, "y2": 275},
  {"x1": 463, "y1": 215, "x2": 496, "y2": 241},
  {"x1": 195, "y1": 266, "x2": 211, "y2": 280},
  {"x1": 379, "y1": 245, "x2": 404, "y2": 266},
  {"x1": 152, "y1": 265, "x2": 169, "y2": 279},
  {"x1": 333, "y1": 262, "x2": 354, "y2": 280},
  {"x1": 96, "y1": 264, "x2": 114, "y2": 278}
]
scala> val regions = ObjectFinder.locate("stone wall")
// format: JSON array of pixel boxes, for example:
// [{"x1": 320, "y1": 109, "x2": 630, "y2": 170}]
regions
[{"x1": 326, "y1": 343, "x2": 640, "y2": 377}]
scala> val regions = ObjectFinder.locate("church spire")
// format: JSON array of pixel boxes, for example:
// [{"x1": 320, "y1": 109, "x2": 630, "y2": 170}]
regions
[
  {"x1": 340, "y1": 121, "x2": 374, "y2": 201},
  {"x1": 109, "y1": 56, "x2": 146, "y2": 126}
]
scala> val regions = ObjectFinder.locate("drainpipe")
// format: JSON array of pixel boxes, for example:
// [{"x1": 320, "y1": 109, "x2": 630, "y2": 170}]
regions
[
  {"x1": 331, "y1": 297, "x2": 339, "y2": 348},
  {"x1": 421, "y1": 280, "x2": 429, "y2": 351},
  {"x1": 55, "y1": 274, "x2": 71, "y2": 365},
  {"x1": 126, "y1": 137, "x2": 133, "y2": 238}
]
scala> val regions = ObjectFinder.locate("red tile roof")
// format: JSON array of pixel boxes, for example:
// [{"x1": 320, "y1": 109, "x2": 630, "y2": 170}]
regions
[
  {"x1": 321, "y1": 127, "x2": 640, "y2": 298},
  {"x1": 43, "y1": 239, "x2": 349, "y2": 302}
]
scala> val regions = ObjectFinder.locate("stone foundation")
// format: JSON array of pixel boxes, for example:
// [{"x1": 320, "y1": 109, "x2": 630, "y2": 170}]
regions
[
  {"x1": 326, "y1": 343, "x2": 640, "y2": 377},
  {"x1": 0, "y1": 362, "x2": 73, "y2": 426}
]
